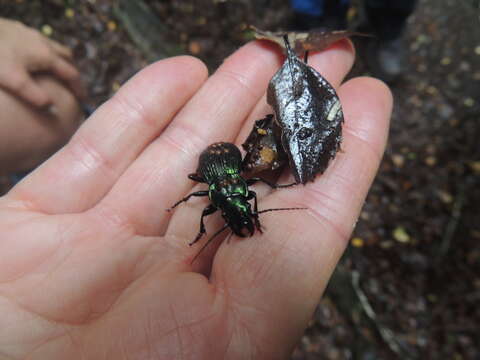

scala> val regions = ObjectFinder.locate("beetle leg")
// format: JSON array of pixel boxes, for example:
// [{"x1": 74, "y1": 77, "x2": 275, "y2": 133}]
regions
[
  {"x1": 168, "y1": 190, "x2": 209, "y2": 211},
  {"x1": 191, "y1": 223, "x2": 229, "y2": 263},
  {"x1": 303, "y1": 50, "x2": 309, "y2": 63},
  {"x1": 190, "y1": 204, "x2": 218, "y2": 245},
  {"x1": 188, "y1": 173, "x2": 206, "y2": 183},
  {"x1": 246, "y1": 177, "x2": 297, "y2": 189},
  {"x1": 247, "y1": 190, "x2": 263, "y2": 233}
]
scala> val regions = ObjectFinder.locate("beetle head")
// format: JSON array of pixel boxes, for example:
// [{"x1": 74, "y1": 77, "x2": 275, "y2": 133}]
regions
[{"x1": 222, "y1": 195, "x2": 255, "y2": 237}]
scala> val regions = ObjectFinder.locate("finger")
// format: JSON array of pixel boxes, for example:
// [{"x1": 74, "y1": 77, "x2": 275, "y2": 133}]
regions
[
  {"x1": 163, "y1": 41, "x2": 356, "y2": 268},
  {"x1": 0, "y1": 74, "x2": 82, "y2": 175},
  {"x1": 46, "y1": 38, "x2": 73, "y2": 59},
  {"x1": 7, "y1": 56, "x2": 208, "y2": 214},
  {"x1": 98, "y1": 41, "x2": 286, "y2": 236},
  {"x1": 0, "y1": 68, "x2": 51, "y2": 107},
  {"x1": 50, "y1": 55, "x2": 86, "y2": 99},
  {"x1": 30, "y1": 39, "x2": 85, "y2": 100},
  {"x1": 211, "y1": 77, "x2": 392, "y2": 354}
]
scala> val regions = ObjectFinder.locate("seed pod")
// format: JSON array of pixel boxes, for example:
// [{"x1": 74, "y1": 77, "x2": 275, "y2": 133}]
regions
[
  {"x1": 241, "y1": 114, "x2": 287, "y2": 174},
  {"x1": 267, "y1": 36, "x2": 344, "y2": 184}
]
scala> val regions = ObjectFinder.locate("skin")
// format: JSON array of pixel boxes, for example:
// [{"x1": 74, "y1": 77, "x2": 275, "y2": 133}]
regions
[
  {"x1": 0, "y1": 18, "x2": 84, "y2": 107},
  {"x1": 0, "y1": 40, "x2": 392, "y2": 359},
  {"x1": 0, "y1": 74, "x2": 82, "y2": 175},
  {"x1": 0, "y1": 18, "x2": 84, "y2": 174}
]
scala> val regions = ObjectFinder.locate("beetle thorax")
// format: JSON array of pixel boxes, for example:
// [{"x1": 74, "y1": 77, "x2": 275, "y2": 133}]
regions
[{"x1": 209, "y1": 174, "x2": 248, "y2": 201}]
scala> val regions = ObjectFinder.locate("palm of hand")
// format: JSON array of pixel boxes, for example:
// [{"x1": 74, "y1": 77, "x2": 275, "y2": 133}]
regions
[
  {"x1": 0, "y1": 41, "x2": 391, "y2": 359},
  {"x1": 0, "y1": 205, "x2": 257, "y2": 359}
]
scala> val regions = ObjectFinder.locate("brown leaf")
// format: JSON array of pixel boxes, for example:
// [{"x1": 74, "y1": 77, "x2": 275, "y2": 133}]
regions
[{"x1": 251, "y1": 26, "x2": 369, "y2": 55}]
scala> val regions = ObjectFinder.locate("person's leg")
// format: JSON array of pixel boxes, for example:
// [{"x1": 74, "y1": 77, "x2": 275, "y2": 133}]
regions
[
  {"x1": 365, "y1": 0, "x2": 417, "y2": 41},
  {"x1": 364, "y1": 0, "x2": 418, "y2": 81},
  {"x1": 291, "y1": 0, "x2": 325, "y2": 17},
  {"x1": 290, "y1": 0, "x2": 351, "y2": 30}
]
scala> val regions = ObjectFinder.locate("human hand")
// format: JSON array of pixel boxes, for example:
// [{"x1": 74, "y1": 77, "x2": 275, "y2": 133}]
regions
[
  {"x1": 0, "y1": 41, "x2": 391, "y2": 359},
  {"x1": 0, "y1": 18, "x2": 84, "y2": 108},
  {"x1": 0, "y1": 73, "x2": 83, "y2": 175}
]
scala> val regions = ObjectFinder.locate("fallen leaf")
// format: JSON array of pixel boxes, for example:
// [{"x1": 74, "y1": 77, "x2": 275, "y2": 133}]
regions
[
  {"x1": 251, "y1": 26, "x2": 368, "y2": 55},
  {"x1": 267, "y1": 35, "x2": 343, "y2": 183}
]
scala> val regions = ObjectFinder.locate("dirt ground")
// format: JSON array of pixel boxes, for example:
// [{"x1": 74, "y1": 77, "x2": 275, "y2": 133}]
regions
[{"x1": 1, "y1": 0, "x2": 479, "y2": 359}]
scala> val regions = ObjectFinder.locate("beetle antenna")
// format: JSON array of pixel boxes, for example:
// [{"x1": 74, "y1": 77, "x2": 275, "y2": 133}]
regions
[
  {"x1": 225, "y1": 231, "x2": 235, "y2": 244},
  {"x1": 190, "y1": 223, "x2": 229, "y2": 264},
  {"x1": 257, "y1": 207, "x2": 307, "y2": 214}
]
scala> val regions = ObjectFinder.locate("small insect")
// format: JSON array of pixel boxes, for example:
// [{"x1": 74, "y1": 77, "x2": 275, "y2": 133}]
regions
[{"x1": 168, "y1": 142, "x2": 304, "y2": 262}]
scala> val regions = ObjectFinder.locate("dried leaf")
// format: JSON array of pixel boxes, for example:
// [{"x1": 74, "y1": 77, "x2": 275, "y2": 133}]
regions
[
  {"x1": 267, "y1": 36, "x2": 344, "y2": 183},
  {"x1": 251, "y1": 26, "x2": 368, "y2": 55},
  {"x1": 393, "y1": 226, "x2": 411, "y2": 243}
]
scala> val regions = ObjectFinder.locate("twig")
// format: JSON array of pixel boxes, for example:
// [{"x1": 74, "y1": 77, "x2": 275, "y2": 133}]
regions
[
  {"x1": 438, "y1": 181, "x2": 467, "y2": 259},
  {"x1": 351, "y1": 271, "x2": 416, "y2": 359},
  {"x1": 113, "y1": 0, "x2": 183, "y2": 61}
]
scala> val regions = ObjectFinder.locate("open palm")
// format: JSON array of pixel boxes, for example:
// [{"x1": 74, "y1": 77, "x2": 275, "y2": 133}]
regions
[{"x1": 0, "y1": 41, "x2": 391, "y2": 359}]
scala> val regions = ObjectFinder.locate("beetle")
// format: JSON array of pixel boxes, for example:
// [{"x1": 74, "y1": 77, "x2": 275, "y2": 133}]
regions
[{"x1": 168, "y1": 142, "x2": 304, "y2": 261}]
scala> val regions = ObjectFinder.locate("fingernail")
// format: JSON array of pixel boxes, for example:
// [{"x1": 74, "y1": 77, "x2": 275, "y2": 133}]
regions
[{"x1": 47, "y1": 105, "x2": 58, "y2": 116}]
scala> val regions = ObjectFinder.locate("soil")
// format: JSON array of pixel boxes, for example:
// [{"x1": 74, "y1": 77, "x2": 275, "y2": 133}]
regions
[{"x1": 1, "y1": 0, "x2": 479, "y2": 358}]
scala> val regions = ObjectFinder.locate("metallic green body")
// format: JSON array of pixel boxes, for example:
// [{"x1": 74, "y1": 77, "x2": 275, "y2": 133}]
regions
[{"x1": 195, "y1": 142, "x2": 256, "y2": 237}]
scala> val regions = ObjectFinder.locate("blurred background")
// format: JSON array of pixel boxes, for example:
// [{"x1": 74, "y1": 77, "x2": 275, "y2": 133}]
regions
[{"x1": 1, "y1": 0, "x2": 479, "y2": 358}]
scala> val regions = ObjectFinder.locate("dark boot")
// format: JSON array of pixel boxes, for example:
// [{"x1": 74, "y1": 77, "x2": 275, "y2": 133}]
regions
[{"x1": 364, "y1": 0, "x2": 417, "y2": 82}]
